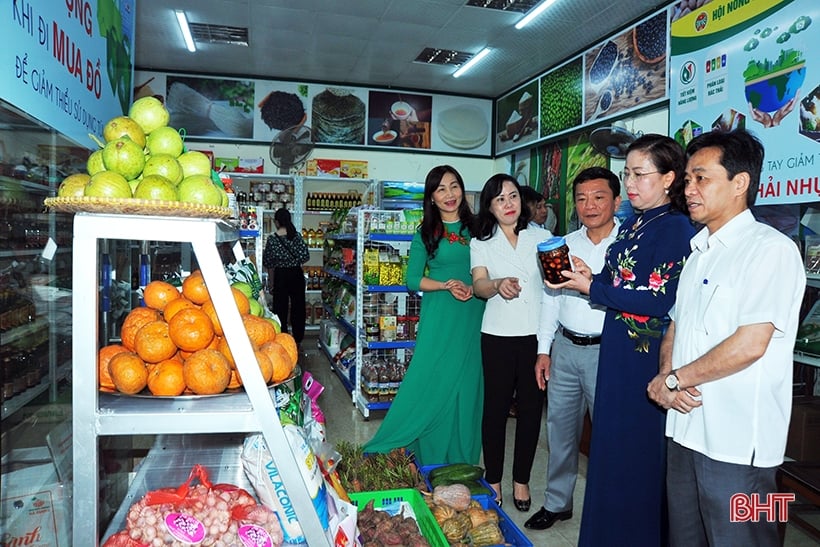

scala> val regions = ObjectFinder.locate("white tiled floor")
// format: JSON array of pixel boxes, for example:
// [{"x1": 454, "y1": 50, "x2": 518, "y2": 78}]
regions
[{"x1": 302, "y1": 337, "x2": 819, "y2": 546}]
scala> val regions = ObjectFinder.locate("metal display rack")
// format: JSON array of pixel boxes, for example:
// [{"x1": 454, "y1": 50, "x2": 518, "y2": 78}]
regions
[
  {"x1": 323, "y1": 209, "x2": 417, "y2": 418},
  {"x1": 70, "y1": 213, "x2": 330, "y2": 546}
]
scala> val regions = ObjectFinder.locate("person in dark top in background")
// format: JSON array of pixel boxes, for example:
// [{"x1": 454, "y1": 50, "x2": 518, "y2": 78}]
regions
[{"x1": 263, "y1": 208, "x2": 309, "y2": 344}]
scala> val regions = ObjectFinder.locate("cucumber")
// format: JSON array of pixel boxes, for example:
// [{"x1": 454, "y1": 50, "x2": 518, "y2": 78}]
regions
[{"x1": 427, "y1": 463, "x2": 485, "y2": 483}]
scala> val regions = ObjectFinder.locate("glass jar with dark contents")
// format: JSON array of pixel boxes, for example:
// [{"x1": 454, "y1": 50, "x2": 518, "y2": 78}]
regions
[{"x1": 537, "y1": 237, "x2": 572, "y2": 284}]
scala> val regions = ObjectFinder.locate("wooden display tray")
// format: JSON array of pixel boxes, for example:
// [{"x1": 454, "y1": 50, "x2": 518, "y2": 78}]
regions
[{"x1": 44, "y1": 196, "x2": 233, "y2": 219}]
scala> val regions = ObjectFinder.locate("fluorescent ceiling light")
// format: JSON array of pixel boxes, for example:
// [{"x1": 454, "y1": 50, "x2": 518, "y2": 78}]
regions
[
  {"x1": 515, "y1": 0, "x2": 559, "y2": 29},
  {"x1": 175, "y1": 9, "x2": 196, "y2": 52},
  {"x1": 453, "y1": 47, "x2": 491, "y2": 78}
]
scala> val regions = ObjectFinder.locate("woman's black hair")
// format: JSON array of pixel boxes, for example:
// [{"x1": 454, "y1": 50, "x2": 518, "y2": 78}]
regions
[
  {"x1": 274, "y1": 207, "x2": 298, "y2": 239},
  {"x1": 626, "y1": 134, "x2": 689, "y2": 214},
  {"x1": 419, "y1": 165, "x2": 475, "y2": 258},
  {"x1": 475, "y1": 174, "x2": 530, "y2": 240}
]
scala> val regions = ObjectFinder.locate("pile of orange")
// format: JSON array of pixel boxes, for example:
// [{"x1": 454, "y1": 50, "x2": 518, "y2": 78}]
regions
[{"x1": 99, "y1": 273, "x2": 298, "y2": 396}]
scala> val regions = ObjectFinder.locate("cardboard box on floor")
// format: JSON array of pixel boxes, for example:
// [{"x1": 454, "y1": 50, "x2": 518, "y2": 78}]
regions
[{"x1": 0, "y1": 445, "x2": 71, "y2": 545}]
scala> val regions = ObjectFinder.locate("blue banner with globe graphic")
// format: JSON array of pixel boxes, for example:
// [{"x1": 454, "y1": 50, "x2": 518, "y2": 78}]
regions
[{"x1": 669, "y1": 0, "x2": 820, "y2": 205}]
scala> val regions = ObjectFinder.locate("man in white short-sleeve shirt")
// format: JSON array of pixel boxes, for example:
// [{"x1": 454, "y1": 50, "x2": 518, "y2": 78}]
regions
[{"x1": 647, "y1": 129, "x2": 805, "y2": 547}]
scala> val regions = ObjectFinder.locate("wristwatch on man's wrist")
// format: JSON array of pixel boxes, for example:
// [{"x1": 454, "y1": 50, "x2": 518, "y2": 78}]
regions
[{"x1": 665, "y1": 370, "x2": 680, "y2": 391}]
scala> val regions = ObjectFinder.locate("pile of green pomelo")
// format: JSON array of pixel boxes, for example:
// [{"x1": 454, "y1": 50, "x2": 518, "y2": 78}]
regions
[{"x1": 58, "y1": 97, "x2": 227, "y2": 207}]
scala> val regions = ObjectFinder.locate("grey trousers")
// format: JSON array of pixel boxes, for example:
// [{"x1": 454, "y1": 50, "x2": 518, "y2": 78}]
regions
[
  {"x1": 667, "y1": 439, "x2": 781, "y2": 547},
  {"x1": 542, "y1": 333, "x2": 599, "y2": 513}
]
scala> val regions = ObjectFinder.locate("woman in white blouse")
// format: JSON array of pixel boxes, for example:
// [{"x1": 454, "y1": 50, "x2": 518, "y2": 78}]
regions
[{"x1": 470, "y1": 174, "x2": 551, "y2": 511}]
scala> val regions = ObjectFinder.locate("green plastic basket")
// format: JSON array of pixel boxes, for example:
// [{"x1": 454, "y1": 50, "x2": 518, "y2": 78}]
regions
[{"x1": 349, "y1": 488, "x2": 448, "y2": 547}]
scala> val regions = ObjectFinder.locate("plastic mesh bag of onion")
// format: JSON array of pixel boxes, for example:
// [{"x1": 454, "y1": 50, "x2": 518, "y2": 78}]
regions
[{"x1": 102, "y1": 464, "x2": 284, "y2": 546}]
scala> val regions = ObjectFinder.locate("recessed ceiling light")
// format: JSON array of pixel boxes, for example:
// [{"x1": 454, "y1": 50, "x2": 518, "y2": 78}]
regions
[
  {"x1": 175, "y1": 10, "x2": 196, "y2": 52},
  {"x1": 515, "y1": 0, "x2": 559, "y2": 29},
  {"x1": 453, "y1": 47, "x2": 491, "y2": 78}
]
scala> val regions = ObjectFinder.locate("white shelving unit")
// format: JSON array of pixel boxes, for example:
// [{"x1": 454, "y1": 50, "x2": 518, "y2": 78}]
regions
[
  {"x1": 71, "y1": 213, "x2": 330, "y2": 546},
  {"x1": 323, "y1": 209, "x2": 416, "y2": 418}
]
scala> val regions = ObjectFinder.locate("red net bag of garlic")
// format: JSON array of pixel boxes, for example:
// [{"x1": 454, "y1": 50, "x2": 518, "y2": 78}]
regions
[{"x1": 102, "y1": 464, "x2": 284, "y2": 546}]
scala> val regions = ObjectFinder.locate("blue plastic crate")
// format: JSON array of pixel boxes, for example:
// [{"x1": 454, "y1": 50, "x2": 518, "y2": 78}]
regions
[
  {"x1": 417, "y1": 466, "x2": 532, "y2": 547},
  {"x1": 474, "y1": 495, "x2": 533, "y2": 547},
  {"x1": 419, "y1": 463, "x2": 496, "y2": 502}
]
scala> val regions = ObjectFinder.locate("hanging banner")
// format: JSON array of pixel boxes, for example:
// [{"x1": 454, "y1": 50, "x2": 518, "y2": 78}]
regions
[
  {"x1": 669, "y1": 0, "x2": 820, "y2": 205},
  {"x1": 1, "y1": 0, "x2": 136, "y2": 149}
]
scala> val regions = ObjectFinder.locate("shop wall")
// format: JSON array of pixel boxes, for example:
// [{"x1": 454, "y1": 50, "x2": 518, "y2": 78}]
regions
[{"x1": 189, "y1": 140, "x2": 501, "y2": 192}]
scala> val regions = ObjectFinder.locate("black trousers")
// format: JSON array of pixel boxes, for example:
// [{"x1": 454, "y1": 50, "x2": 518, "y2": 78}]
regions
[
  {"x1": 480, "y1": 333, "x2": 544, "y2": 485},
  {"x1": 271, "y1": 266, "x2": 306, "y2": 343}
]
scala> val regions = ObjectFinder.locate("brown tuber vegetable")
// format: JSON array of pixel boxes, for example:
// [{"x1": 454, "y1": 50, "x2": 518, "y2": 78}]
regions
[{"x1": 357, "y1": 502, "x2": 428, "y2": 546}]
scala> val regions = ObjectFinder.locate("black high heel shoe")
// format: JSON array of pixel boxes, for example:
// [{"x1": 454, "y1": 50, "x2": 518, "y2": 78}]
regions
[
  {"x1": 513, "y1": 483, "x2": 531, "y2": 512},
  {"x1": 513, "y1": 497, "x2": 531, "y2": 512}
]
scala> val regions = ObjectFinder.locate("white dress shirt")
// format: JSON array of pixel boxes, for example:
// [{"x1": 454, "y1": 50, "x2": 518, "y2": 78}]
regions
[
  {"x1": 537, "y1": 221, "x2": 619, "y2": 354},
  {"x1": 470, "y1": 225, "x2": 552, "y2": 336},
  {"x1": 666, "y1": 210, "x2": 805, "y2": 467}
]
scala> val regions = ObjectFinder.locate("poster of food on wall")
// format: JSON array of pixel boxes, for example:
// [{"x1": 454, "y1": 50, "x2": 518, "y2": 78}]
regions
[
  {"x1": 255, "y1": 82, "x2": 309, "y2": 138},
  {"x1": 162, "y1": 75, "x2": 255, "y2": 139},
  {"x1": 496, "y1": 81, "x2": 539, "y2": 155},
  {"x1": 539, "y1": 58, "x2": 584, "y2": 141},
  {"x1": 431, "y1": 96, "x2": 492, "y2": 155},
  {"x1": 583, "y1": 9, "x2": 669, "y2": 124},
  {"x1": 135, "y1": 70, "x2": 492, "y2": 156},
  {"x1": 669, "y1": 0, "x2": 819, "y2": 205},
  {"x1": 308, "y1": 86, "x2": 369, "y2": 145},
  {"x1": 368, "y1": 91, "x2": 433, "y2": 149}
]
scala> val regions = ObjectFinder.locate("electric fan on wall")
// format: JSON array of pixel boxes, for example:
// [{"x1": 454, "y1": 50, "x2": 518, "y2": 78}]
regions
[{"x1": 270, "y1": 124, "x2": 314, "y2": 174}]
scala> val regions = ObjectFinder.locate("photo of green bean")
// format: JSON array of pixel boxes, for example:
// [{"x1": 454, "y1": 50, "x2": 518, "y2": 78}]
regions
[{"x1": 539, "y1": 58, "x2": 584, "y2": 138}]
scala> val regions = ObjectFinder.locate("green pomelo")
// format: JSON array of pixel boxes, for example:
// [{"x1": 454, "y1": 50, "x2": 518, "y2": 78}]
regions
[
  {"x1": 145, "y1": 126, "x2": 184, "y2": 157},
  {"x1": 103, "y1": 116, "x2": 146, "y2": 148},
  {"x1": 177, "y1": 151, "x2": 212, "y2": 179},
  {"x1": 133, "y1": 175, "x2": 178, "y2": 201},
  {"x1": 143, "y1": 154, "x2": 184, "y2": 185},
  {"x1": 57, "y1": 173, "x2": 91, "y2": 197},
  {"x1": 177, "y1": 174, "x2": 223, "y2": 206},
  {"x1": 102, "y1": 137, "x2": 146, "y2": 180},
  {"x1": 85, "y1": 171, "x2": 132, "y2": 198},
  {"x1": 87, "y1": 150, "x2": 106, "y2": 176},
  {"x1": 128, "y1": 96, "x2": 170, "y2": 134}
]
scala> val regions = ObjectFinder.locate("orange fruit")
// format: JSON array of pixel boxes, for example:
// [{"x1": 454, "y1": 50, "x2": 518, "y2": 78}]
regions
[
  {"x1": 254, "y1": 350, "x2": 274, "y2": 383},
  {"x1": 235, "y1": 350, "x2": 274, "y2": 385},
  {"x1": 274, "y1": 332, "x2": 298, "y2": 366},
  {"x1": 242, "y1": 313, "x2": 277, "y2": 347},
  {"x1": 108, "y1": 352, "x2": 149, "y2": 394},
  {"x1": 200, "y1": 300, "x2": 224, "y2": 336},
  {"x1": 147, "y1": 359, "x2": 187, "y2": 396},
  {"x1": 216, "y1": 336, "x2": 236, "y2": 368},
  {"x1": 259, "y1": 341, "x2": 294, "y2": 383},
  {"x1": 182, "y1": 270, "x2": 210, "y2": 304},
  {"x1": 98, "y1": 343, "x2": 128, "y2": 389},
  {"x1": 134, "y1": 320, "x2": 178, "y2": 363},
  {"x1": 168, "y1": 307, "x2": 215, "y2": 352},
  {"x1": 183, "y1": 348, "x2": 232, "y2": 395},
  {"x1": 201, "y1": 288, "x2": 252, "y2": 336},
  {"x1": 120, "y1": 307, "x2": 161, "y2": 351},
  {"x1": 227, "y1": 369, "x2": 242, "y2": 389},
  {"x1": 163, "y1": 297, "x2": 197, "y2": 322},
  {"x1": 143, "y1": 280, "x2": 181, "y2": 311}
]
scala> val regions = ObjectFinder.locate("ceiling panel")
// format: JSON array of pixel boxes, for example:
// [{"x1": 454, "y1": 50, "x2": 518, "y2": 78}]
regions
[{"x1": 134, "y1": 0, "x2": 669, "y2": 98}]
